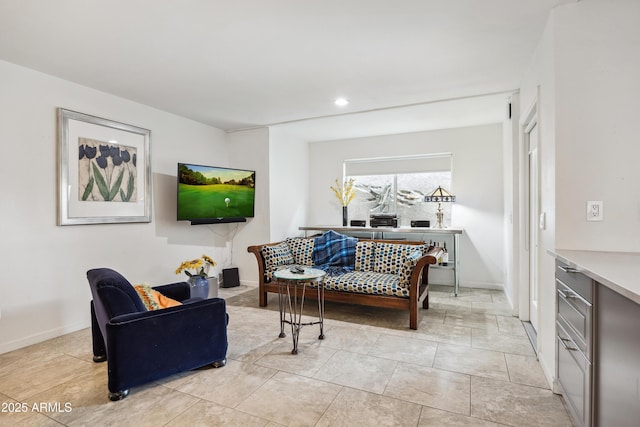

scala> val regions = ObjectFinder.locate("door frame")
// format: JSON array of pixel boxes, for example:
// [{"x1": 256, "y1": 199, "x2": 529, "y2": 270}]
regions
[
  {"x1": 526, "y1": 118, "x2": 540, "y2": 332},
  {"x1": 518, "y1": 96, "x2": 540, "y2": 328}
]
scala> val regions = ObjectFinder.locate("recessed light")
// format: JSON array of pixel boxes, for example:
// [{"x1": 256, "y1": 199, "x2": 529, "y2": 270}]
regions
[{"x1": 334, "y1": 98, "x2": 349, "y2": 106}]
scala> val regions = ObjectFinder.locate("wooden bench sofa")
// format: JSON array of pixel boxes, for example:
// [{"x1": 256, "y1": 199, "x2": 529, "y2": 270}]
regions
[{"x1": 247, "y1": 236, "x2": 442, "y2": 330}]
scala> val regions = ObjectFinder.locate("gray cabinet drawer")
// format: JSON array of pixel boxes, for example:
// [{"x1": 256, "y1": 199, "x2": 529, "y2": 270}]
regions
[
  {"x1": 557, "y1": 321, "x2": 591, "y2": 427},
  {"x1": 557, "y1": 280, "x2": 592, "y2": 358},
  {"x1": 555, "y1": 260, "x2": 593, "y2": 303}
]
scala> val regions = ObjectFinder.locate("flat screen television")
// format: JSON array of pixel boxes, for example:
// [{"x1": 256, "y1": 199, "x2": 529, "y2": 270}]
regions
[{"x1": 177, "y1": 163, "x2": 255, "y2": 224}]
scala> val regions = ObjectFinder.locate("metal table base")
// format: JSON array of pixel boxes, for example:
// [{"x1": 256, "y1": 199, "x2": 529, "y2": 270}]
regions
[{"x1": 274, "y1": 268, "x2": 326, "y2": 354}]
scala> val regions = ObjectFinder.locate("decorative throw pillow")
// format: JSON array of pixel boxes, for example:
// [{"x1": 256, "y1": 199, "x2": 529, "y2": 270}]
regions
[
  {"x1": 262, "y1": 243, "x2": 294, "y2": 270},
  {"x1": 397, "y1": 250, "x2": 424, "y2": 288},
  {"x1": 373, "y1": 243, "x2": 421, "y2": 276},
  {"x1": 285, "y1": 237, "x2": 314, "y2": 265},
  {"x1": 134, "y1": 284, "x2": 182, "y2": 311},
  {"x1": 354, "y1": 241, "x2": 376, "y2": 272}
]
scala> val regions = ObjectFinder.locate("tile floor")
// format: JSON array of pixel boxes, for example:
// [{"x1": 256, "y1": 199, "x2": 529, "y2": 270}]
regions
[{"x1": 0, "y1": 284, "x2": 574, "y2": 426}]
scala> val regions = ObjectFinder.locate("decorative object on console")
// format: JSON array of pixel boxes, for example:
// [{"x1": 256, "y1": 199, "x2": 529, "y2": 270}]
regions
[
  {"x1": 175, "y1": 254, "x2": 216, "y2": 298},
  {"x1": 330, "y1": 178, "x2": 356, "y2": 226},
  {"x1": 410, "y1": 220, "x2": 430, "y2": 228},
  {"x1": 370, "y1": 213, "x2": 398, "y2": 228},
  {"x1": 57, "y1": 108, "x2": 151, "y2": 225},
  {"x1": 424, "y1": 186, "x2": 456, "y2": 228}
]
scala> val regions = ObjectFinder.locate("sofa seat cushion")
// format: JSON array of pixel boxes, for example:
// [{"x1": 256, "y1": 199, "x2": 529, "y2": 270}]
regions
[{"x1": 322, "y1": 271, "x2": 409, "y2": 298}]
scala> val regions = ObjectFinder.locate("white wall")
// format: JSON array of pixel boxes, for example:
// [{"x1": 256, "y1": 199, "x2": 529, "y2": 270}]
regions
[
  {"x1": 519, "y1": 10, "x2": 557, "y2": 387},
  {"x1": 0, "y1": 60, "x2": 231, "y2": 353},
  {"x1": 307, "y1": 124, "x2": 505, "y2": 289},
  {"x1": 502, "y1": 92, "x2": 520, "y2": 313},
  {"x1": 226, "y1": 128, "x2": 271, "y2": 286},
  {"x1": 269, "y1": 127, "x2": 309, "y2": 240},
  {"x1": 554, "y1": 0, "x2": 640, "y2": 252},
  {"x1": 518, "y1": 0, "x2": 640, "y2": 389}
]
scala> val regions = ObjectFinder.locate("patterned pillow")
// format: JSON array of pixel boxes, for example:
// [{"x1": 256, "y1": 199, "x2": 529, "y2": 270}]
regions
[
  {"x1": 397, "y1": 250, "x2": 424, "y2": 288},
  {"x1": 373, "y1": 243, "x2": 421, "y2": 276},
  {"x1": 134, "y1": 284, "x2": 182, "y2": 311},
  {"x1": 285, "y1": 237, "x2": 314, "y2": 266},
  {"x1": 262, "y1": 243, "x2": 294, "y2": 271},
  {"x1": 354, "y1": 241, "x2": 377, "y2": 272}
]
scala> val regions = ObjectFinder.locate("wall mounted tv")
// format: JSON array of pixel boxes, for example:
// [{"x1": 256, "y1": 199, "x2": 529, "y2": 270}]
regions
[{"x1": 177, "y1": 163, "x2": 255, "y2": 224}]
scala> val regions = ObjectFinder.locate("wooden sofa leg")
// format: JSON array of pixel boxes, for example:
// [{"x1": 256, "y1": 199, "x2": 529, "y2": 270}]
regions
[
  {"x1": 259, "y1": 288, "x2": 267, "y2": 307},
  {"x1": 410, "y1": 305, "x2": 418, "y2": 330},
  {"x1": 422, "y1": 294, "x2": 429, "y2": 309}
]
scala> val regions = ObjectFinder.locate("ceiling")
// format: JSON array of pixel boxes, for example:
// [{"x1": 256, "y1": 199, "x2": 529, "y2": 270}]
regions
[{"x1": 0, "y1": 1, "x2": 569, "y2": 141}]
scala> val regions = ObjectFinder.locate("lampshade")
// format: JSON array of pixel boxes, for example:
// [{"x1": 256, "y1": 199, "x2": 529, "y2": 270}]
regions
[{"x1": 424, "y1": 186, "x2": 456, "y2": 203}]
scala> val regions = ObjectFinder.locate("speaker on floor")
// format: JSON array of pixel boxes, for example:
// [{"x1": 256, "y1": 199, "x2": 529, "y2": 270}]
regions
[{"x1": 222, "y1": 267, "x2": 240, "y2": 288}]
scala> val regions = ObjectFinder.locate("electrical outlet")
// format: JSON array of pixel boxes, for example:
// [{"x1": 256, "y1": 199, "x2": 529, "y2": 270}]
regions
[{"x1": 587, "y1": 201, "x2": 603, "y2": 221}]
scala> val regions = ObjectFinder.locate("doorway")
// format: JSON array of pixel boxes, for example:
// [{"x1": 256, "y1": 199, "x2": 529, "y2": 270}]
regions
[
  {"x1": 520, "y1": 101, "x2": 540, "y2": 353},
  {"x1": 527, "y1": 121, "x2": 540, "y2": 333}
]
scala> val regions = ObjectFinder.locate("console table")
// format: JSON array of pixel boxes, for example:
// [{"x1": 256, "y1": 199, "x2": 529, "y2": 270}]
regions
[{"x1": 299, "y1": 226, "x2": 464, "y2": 296}]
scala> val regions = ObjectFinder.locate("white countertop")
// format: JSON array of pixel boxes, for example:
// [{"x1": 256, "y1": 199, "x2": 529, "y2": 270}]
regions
[{"x1": 550, "y1": 249, "x2": 640, "y2": 305}]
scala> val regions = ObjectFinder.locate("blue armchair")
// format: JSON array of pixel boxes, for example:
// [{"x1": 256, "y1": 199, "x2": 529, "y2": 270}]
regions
[{"x1": 88, "y1": 268, "x2": 228, "y2": 401}]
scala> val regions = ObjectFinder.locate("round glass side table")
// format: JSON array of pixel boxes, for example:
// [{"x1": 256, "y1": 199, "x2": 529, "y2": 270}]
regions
[{"x1": 272, "y1": 267, "x2": 326, "y2": 354}]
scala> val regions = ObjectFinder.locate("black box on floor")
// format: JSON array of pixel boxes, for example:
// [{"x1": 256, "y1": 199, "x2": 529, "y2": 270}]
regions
[{"x1": 222, "y1": 267, "x2": 240, "y2": 288}]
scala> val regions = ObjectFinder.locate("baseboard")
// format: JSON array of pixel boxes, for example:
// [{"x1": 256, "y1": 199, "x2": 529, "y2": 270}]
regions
[
  {"x1": 538, "y1": 354, "x2": 555, "y2": 391},
  {"x1": 429, "y1": 281, "x2": 504, "y2": 291},
  {"x1": 240, "y1": 280, "x2": 258, "y2": 288},
  {"x1": 0, "y1": 320, "x2": 88, "y2": 355}
]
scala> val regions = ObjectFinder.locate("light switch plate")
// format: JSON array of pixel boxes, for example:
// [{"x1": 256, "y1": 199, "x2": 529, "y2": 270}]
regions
[{"x1": 587, "y1": 201, "x2": 603, "y2": 221}]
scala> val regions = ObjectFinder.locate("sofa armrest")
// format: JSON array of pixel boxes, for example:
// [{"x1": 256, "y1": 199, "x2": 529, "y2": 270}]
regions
[
  {"x1": 152, "y1": 281, "x2": 191, "y2": 302},
  {"x1": 407, "y1": 248, "x2": 440, "y2": 293}
]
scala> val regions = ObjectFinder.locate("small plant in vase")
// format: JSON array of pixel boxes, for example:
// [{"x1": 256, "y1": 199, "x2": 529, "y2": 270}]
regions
[
  {"x1": 175, "y1": 254, "x2": 216, "y2": 299},
  {"x1": 330, "y1": 178, "x2": 356, "y2": 226}
]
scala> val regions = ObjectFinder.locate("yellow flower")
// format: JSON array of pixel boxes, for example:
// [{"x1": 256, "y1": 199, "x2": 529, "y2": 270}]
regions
[
  {"x1": 175, "y1": 254, "x2": 216, "y2": 278},
  {"x1": 202, "y1": 254, "x2": 216, "y2": 266},
  {"x1": 330, "y1": 178, "x2": 356, "y2": 206}
]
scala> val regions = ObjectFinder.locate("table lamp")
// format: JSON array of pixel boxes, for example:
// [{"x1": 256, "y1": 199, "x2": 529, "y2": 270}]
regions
[{"x1": 424, "y1": 186, "x2": 456, "y2": 228}]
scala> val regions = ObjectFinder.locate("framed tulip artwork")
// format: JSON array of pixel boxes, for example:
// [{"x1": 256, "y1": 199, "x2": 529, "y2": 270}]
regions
[{"x1": 57, "y1": 108, "x2": 151, "y2": 225}]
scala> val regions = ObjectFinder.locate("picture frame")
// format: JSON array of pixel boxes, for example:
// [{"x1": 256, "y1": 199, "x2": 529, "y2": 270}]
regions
[{"x1": 57, "y1": 108, "x2": 151, "y2": 225}]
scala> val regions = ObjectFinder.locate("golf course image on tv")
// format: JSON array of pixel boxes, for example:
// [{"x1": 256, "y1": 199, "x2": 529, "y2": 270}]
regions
[{"x1": 177, "y1": 163, "x2": 255, "y2": 221}]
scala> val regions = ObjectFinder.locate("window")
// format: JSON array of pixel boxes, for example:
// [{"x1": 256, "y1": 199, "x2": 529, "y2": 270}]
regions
[{"x1": 344, "y1": 154, "x2": 452, "y2": 227}]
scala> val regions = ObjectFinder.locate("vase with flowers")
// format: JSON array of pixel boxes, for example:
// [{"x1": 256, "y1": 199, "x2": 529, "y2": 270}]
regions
[
  {"x1": 175, "y1": 254, "x2": 216, "y2": 299},
  {"x1": 330, "y1": 178, "x2": 356, "y2": 226}
]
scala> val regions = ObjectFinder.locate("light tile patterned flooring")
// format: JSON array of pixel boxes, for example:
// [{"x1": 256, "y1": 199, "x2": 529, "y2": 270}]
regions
[{"x1": 0, "y1": 285, "x2": 573, "y2": 426}]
